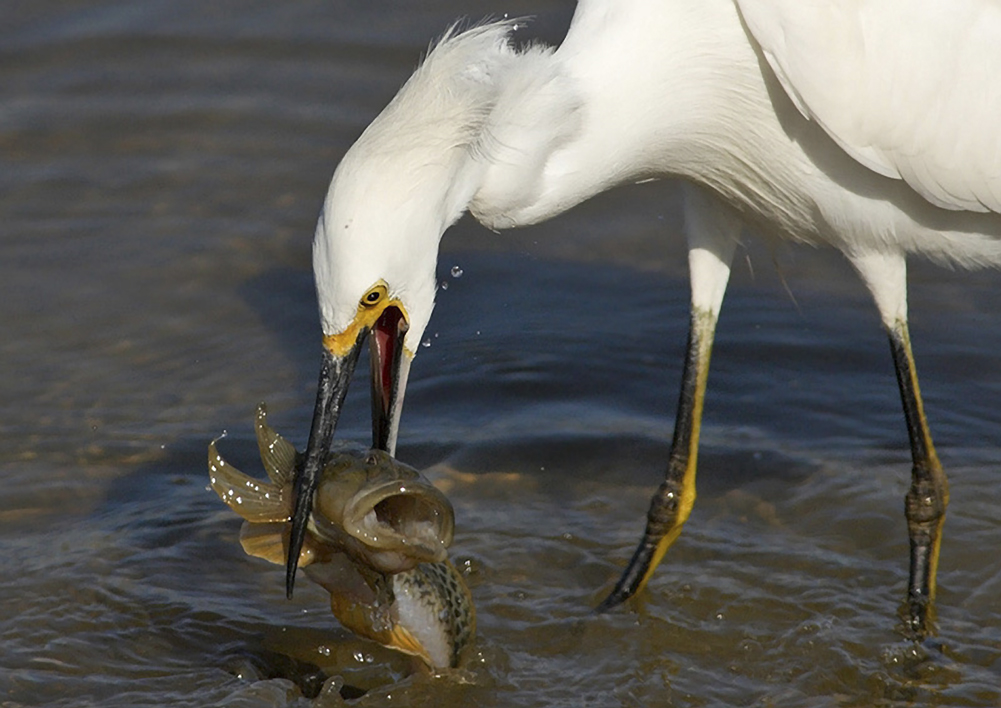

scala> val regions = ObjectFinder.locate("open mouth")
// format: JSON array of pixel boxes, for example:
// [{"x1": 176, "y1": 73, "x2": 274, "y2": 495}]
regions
[{"x1": 343, "y1": 478, "x2": 454, "y2": 565}]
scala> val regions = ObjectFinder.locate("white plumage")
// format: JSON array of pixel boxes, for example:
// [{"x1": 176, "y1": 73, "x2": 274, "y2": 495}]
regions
[
  {"x1": 290, "y1": 0, "x2": 1001, "y2": 632},
  {"x1": 315, "y1": 0, "x2": 1001, "y2": 351},
  {"x1": 740, "y1": 0, "x2": 1001, "y2": 213}
]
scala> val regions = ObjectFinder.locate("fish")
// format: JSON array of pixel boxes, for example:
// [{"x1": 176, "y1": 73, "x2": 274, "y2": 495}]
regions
[{"x1": 208, "y1": 403, "x2": 475, "y2": 669}]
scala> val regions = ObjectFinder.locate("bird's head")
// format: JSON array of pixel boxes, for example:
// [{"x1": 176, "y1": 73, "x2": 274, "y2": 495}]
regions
[
  {"x1": 312, "y1": 145, "x2": 445, "y2": 454},
  {"x1": 284, "y1": 22, "x2": 522, "y2": 597},
  {"x1": 283, "y1": 144, "x2": 448, "y2": 597}
]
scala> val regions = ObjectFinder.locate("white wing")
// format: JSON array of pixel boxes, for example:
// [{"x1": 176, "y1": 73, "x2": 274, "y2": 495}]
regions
[{"x1": 737, "y1": 0, "x2": 1001, "y2": 213}]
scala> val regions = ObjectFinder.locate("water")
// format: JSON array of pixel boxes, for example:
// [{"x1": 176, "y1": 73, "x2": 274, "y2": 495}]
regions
[{"x1": 3, "y1": 3, "x2": 1001, "y2": 706}]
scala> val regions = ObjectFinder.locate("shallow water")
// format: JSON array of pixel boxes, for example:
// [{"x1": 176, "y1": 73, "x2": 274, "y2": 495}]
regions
[{"x1": 3, "y1": 3, "x2": 1001, "y2": 707}]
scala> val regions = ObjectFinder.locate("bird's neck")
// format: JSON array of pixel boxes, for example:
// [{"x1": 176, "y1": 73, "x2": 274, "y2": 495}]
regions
[
  {"x1": 334, "y1": 4, "x2": 787, "y2": 243},
  {"x1": 465, "y1": 0, "x2": 780, "y2": 231}
]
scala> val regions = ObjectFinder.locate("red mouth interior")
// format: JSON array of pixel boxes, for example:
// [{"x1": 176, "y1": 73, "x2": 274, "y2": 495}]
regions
[{"x1": 372, "y1": 306, "x2": 406, "y2": 414}]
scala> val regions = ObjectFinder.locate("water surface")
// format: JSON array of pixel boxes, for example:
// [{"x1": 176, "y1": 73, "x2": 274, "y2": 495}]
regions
[{"x1": 2, "y1": 3, "x2": 1001, "y2": 707}]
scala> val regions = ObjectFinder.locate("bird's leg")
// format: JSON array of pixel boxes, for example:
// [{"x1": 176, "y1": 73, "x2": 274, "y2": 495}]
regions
[
  {"x1": 852, "y1": 250, "x2": 949, "y2": 639},
  {"x1": 888, "y1": 319, "x2": 949, "y2": 639},
  {"x1": 598, "y1": 185, "x2": 737, "y2": 612},
  {"x1": 597, "y1": 306, "x2": 719, "y2": 611}
]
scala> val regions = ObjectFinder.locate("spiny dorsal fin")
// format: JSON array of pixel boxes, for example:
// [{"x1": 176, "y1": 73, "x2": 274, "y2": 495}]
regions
[
  {"x1": 254, "y1": 402, "x2": 301, "y2": 486},
  {"x1": 208, "y1": 437, "x2": 288, "y2": 523}
]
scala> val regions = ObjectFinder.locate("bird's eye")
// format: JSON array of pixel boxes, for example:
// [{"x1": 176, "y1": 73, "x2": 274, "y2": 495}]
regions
[{"x1": 361, "y1": 286, "x2": 385, "y2": 307}]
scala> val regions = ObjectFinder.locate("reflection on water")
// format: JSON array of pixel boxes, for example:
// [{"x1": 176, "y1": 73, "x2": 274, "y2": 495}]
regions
[{"x1": 2, "y1": 2, "x2": 1001, "y2": 707}]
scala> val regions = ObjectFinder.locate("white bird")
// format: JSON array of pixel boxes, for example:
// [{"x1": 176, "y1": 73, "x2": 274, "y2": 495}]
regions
[{"x1": 285, "y1": 0, "x2": 1001, "y2": 639}]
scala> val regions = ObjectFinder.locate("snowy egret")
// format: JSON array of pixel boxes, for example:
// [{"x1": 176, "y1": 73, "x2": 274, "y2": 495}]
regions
[{"x1": 286, "y1": 0, "x2": 1001, "y2": 638}]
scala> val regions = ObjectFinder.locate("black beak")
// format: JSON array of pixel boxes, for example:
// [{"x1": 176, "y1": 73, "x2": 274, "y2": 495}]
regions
[
  {"x1": 285, "y1": 305, "x2": 410, "y2": 598},
  {"x1": 285, "y1": 340, "x2": 363, "y2": 598}
]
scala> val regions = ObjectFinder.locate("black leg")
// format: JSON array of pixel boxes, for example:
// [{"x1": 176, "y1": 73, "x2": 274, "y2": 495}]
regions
[
  {"x1": 888, "y1": 321, "x2": 949, "y2": 639},
  {"x1": 598, "y1": 306, "x2": 717, "y2": 611}
]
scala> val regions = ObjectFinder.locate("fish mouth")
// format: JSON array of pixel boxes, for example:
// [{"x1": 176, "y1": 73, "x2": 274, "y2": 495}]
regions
[
  {"x1": 346, "y1": 478, "x2": 454, "y2": 558},
  {"x1": 311, "y1": 471, "x2": 454, "y2": 574}
]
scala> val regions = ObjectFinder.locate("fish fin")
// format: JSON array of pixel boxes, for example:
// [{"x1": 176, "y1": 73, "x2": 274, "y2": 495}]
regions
[
  {"x1": 328, "y1": 593, "x2": 434, "y2": 668},
  {"x1": 239, "y1": 522, "x2": 320, "y2": 568},
  {"x1": 239, "y1": 522, "x2": 288, "y2": 565},
  {"x1": 209, "y1": 437, "x2": 289, "y2": 523},
  {"x1": 254, "y1": 402, "x2": 301, "y2": 486},
  {"x1": 382, "y1": 625, "x2": 435, "y2": 668}
]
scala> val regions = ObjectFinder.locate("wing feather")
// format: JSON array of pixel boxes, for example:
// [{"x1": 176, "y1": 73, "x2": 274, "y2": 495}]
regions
[{"x1": 738, "y1": 0, "x2": 1001, "y2": 212}]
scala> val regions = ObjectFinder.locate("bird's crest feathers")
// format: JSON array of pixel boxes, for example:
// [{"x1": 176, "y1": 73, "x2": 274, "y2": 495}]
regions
[
  {"x1": 314, "y1": 21, "x2": 579, "y2": 346},
  {"x1": 354, "y1": 21, "x2": 523, "y2": 162}
]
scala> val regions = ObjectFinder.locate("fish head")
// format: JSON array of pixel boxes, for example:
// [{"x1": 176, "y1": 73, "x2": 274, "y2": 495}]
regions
[
  {"x1": 210, "y1": 404, "x2": 454, "y2": 575},
  {"x1": 311, "y1": 449, "x2": 455, "y2": 574}
]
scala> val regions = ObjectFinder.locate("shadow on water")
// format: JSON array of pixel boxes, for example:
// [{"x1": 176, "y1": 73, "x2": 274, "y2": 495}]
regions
[{"x1": 237, "y1": 265, "x2": 321, "y2": 405}]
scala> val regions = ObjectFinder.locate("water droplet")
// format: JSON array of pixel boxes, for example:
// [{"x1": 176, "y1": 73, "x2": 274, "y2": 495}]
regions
[
  {"x1": 440, "y1": 280, "x2": 449, "y2": 290},
  {"x1": 317, "y1": 645, "x2": 331, "y2": 656},
  {"x1": 421, "y1": 339, "x2": 431, "y2": 348},
  {"x1": 450, "y1": 265, "x2": 463, "y2": 278},
  {"x1": 353, "y1": 650, "x2": 365, "y2": 663}
]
